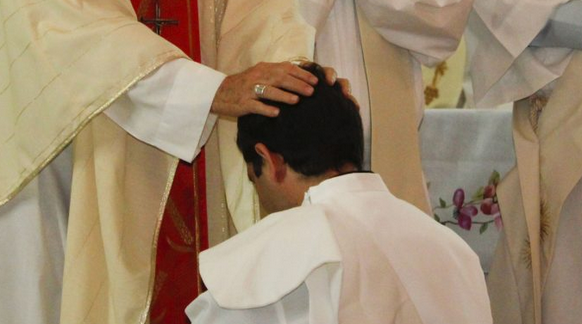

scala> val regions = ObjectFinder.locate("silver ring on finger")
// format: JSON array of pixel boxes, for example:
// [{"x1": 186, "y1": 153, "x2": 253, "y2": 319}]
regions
[{"x1": 254, "y1": 84, "x2": 268, "y2": 98}]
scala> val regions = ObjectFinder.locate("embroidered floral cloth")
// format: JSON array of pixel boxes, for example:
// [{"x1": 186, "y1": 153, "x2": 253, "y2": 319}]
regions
[{"x1": 420, "y1": 108, "x2": 514, "y2": 273}]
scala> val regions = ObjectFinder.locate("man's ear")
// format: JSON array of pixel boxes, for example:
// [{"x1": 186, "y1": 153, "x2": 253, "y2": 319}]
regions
[{"x1": 254, "y1": 143, "x2": 286, "y2": 182}]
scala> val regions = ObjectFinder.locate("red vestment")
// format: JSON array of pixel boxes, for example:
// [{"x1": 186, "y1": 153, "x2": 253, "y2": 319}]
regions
[{"x1": 130, "y1": 1, "x2": 209, "y2": 323}]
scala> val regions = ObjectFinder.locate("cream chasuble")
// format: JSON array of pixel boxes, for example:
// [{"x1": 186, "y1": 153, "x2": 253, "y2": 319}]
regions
[
  {"x1": 467, "y1": 1, "x2": 582, "y2": 323},
  {"x1": 198, "y1": 0, "x2": 237, "y2": 246},
  {"x1": 62, "y1": 115, "x2": 178, "y2": 324},
  {"x1": 0, "y1": 0, "x2": 185, "y2": 204},
  {"x1": 0, "y1": 1, "x2": 196, "y2": 324},
  {"x1": 487, "y1": 52, "x2": 582, "y2": 324}
]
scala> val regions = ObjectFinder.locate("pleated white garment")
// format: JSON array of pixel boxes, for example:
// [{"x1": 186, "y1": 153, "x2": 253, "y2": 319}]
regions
[{"x1": 187, "y1": 173, "x2": 492, "y2": 324}]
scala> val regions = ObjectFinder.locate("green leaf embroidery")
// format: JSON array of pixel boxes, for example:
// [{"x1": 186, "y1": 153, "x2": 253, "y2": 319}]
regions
[
  {"x1": 472, "y1": 187, "x2": 485, "y2": 200},
  {"x1": 439, "y1": 198, "x2": 447, "y2": 208},
  {"x1": 480, "y1": 222, "x2": 489, "y2": 234},
  {"x1": 489, "y1": 170, "x2": 501, "y2": 185}
]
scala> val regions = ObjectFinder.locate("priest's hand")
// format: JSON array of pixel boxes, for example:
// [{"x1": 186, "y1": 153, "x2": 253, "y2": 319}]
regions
[
  {"x1": 210, "y1": 62, "x2": 317, "y2": 118},
  {"x1": 210, "y1": 62, "x2": 357, "y2": 117}
]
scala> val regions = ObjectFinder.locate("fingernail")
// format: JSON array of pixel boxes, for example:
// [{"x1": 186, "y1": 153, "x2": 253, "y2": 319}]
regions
[{"x1": 291, "y1": 95, "x2": 299, "y2": 103}]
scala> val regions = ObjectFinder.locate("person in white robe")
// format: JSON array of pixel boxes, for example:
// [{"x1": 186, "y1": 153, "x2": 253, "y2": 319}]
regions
[
  {"x1": 186, "y1": 63, "x2": 493, "y2": 324},
  {"x1": 467, "y1": 1, "x2": 582, "y2": 323},
  {"x1": 0, "y1": 1, "x2": 346, "y2": 323},
  {"x1": 216, "y1": 0, "x2": 474, "y2": 234}
]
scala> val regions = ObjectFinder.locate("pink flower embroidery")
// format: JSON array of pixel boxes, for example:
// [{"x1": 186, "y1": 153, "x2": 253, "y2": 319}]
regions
[
  {"x1": 433, "y1": 171, "x2": 504, "y2": 234},
  {"x1": 453, "y1": 188, "x2": 465, "y2": 208},
  {"x1": 458, "y1": 205, "x2": 478, "y2": 230}
]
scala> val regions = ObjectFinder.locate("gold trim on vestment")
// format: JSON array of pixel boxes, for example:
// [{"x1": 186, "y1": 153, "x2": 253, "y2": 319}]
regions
[
  {"x1": 0, "y1": 51, "x2": 183, "y2": 207},
  {"x1": 193, "y1": 159, "x2": 205, "y2": 293},
  {"x1": 140, "y1": 157, "x2": 180, "y2": 324}
]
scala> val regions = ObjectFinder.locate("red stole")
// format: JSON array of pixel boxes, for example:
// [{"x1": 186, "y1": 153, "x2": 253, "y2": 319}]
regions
[{"x1": 130, "y1": 1, "x2": 209, "y2": 323}]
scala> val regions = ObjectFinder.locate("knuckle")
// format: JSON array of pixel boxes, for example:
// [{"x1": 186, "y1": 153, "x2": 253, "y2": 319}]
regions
[
  {"x1": 250, "y1": 70, "x2": 262, "y2": 81},
  {"x1": 283, "y1": 61, "x2": 294, "y2": 71}
]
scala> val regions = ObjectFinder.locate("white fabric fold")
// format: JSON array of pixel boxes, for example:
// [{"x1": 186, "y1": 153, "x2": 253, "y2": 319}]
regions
[
  {"x1": 105, "y1": 58, "x2": 224, "y2": 162},
  {"x1": 198, "y1": 205, "x2": 342, "y2": 309},
  {"x1": 356, "y1": 0, "x2": 472, "y2": 66},
  {"x1": 468, "y1": 0, "x2": 573, "y2": 107}
]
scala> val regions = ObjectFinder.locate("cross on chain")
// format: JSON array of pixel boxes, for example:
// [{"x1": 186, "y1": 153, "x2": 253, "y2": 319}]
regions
[{"x1": 140, "y1": 0, "x2": 179, "y2": 35}]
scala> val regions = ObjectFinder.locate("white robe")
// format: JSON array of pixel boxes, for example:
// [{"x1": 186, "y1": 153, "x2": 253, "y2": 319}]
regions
[
  {"x1": 0, "y1": 58, "x2": 223, "y2": 324},
  {"x1": 186, "y1": 173, "x2": 492, "y2": 324}
]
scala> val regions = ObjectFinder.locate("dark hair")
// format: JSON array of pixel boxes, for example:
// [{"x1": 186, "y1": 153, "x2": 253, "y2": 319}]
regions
[{"x1": 237, "y1": 63, "x2": 363, "y2": 177}]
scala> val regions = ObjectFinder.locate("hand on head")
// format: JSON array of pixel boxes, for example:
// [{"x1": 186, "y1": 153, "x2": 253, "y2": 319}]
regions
[
  {"x1": 236, "y1": 63, "x2": 364, "y2": 213},
  {"x1": 210, "y1": 61, "x2": 358, "y2": 118}
]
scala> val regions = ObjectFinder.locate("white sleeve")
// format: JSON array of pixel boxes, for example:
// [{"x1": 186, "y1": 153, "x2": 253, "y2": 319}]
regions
[
  {"x1": 355, "y1": 0, "x2": 473, "y2": 66},
  {"x1": 104, "y1": 58, "x2": 225, "y2": 162}
]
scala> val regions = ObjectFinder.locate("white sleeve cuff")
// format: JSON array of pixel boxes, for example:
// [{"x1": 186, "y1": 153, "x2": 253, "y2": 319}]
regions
[{"x1": 105, "y1": 58, "x2": 225, "y2": 162}]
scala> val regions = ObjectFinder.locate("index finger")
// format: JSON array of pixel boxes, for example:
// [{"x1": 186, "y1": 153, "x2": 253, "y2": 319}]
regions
[{"x1": 287, "y1": 64, "x2": 318, "y2": 86}]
